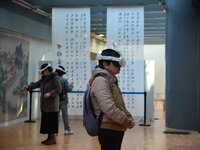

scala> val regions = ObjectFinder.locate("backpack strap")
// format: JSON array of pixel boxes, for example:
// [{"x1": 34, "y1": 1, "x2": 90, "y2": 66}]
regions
[{"x1": 98, "y1": 111, "x2": 104, "y2": 126}]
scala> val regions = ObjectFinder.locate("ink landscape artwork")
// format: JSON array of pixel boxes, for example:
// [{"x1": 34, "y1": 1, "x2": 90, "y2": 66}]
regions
[{"x1": 0, "y1": 33, "x2": 29, "y2": 123}]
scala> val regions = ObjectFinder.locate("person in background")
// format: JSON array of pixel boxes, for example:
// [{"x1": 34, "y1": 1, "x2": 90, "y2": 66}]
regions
[
  {"x1": 55, "y1": 65, "x2": 74, "y2": 135},
  {"x1": 24, "y1": 63, "x2": 61, "y2": 145},
  {"x1": 90, "y1": 49, "x2": 135, "y2": 150}
]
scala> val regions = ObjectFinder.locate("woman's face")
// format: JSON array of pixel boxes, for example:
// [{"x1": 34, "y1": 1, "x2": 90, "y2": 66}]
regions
[
  {"x1": 106, "y1": 62, "x2": 121, "y2": 76},
  {"x1": 42, "y1": 69, "x2": 50, "y2": 77}
]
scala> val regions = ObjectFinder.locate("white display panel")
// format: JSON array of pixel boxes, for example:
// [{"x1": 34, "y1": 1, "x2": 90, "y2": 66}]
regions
[
  {"x1": 119, "y1": 61, "x2": 144, "y2": 92},
  {"x1": 52, "y1": 8, "x2": 91, "y2": 115},
  {"x1": 119, "y1": 60, "x2": 144, "y2": 117},
  {"x1": 107, "y1": 7, "x2": 145, "y2": 117},
  {"x1": 52, "y1": 8, "x2": 90, "y2": 62},
  {"x1": 145, "y1": 60, "x2": 155, "y2": 121},
  {"x1": 107, "y1": 7, "x2": 144, "y2": 60}
]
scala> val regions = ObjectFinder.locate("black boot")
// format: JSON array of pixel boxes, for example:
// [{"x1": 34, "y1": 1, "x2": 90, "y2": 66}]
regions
[
  {"x1": 41, "y1": 135, "x2": 49, "y2": 144},
  {"x1": 44, "y1": 134, "x2": 56, "y2": 145}
]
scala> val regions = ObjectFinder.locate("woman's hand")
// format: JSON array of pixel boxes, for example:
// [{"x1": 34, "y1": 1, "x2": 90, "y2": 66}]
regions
[
  {"x1": 23, "y1": 85, "x2": 28, "y2": 90},
  {"x1": 128, "y1": 120, "x2": 135, "y2": 129},
  {"x1": 44, "y1": 92, "x2": 51, "y2": 99}
]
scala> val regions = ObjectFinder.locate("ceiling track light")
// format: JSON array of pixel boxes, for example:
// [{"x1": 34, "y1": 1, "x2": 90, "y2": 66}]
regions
[
  {"x1": 91, "y1": 32, "x2": 106, "y2": 42},
  {"x1": 12, "y1": 0, "x2": 51, "y2": 19}
]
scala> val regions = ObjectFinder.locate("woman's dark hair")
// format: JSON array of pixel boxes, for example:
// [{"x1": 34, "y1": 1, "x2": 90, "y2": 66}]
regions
[
  {"x1": 55, "y1": 70, "x2": 64, "y2": 76},
  {"x1": 55, "y1": 65, "x2": 66, "y2": 76},
  {"x1": 47, "y1": 67, "x2": 53, "y2": 72},
  {"x1": 40, "y1": 63, "x2": 53, "y2": 73},
  {"x1": 98, "y1": 49, "x2": 121, "y2": 69}
]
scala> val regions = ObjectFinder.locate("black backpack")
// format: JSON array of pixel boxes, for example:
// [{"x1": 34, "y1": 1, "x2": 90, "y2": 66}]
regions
[{"x1": 83, "y1": 73, "x2": 112, "y2": 136}]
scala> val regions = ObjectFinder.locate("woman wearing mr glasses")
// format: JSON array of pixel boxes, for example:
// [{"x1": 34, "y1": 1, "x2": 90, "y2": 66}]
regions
[
  {"x1": 24, "y1": 63, "x2": 61, "y2": 145},
  {"x1": 90, "y1": 49, "x2": 135, "y2": 150}
]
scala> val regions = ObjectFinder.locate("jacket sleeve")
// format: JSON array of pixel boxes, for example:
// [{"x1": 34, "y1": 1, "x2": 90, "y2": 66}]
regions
[
  {"x1": 92, "y1": 76, "x2": 131, "y2": 128},
  {"x1": 50, "y1": 76, "x2": 62, "y2": 96},
  {"x1": 27, "y1": 80, "x2": 41, "y2": 90}
]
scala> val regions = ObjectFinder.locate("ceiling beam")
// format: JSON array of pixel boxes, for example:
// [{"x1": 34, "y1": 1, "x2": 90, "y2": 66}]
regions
[
  {"x1": 26, "y1": 0, "x2": 159, "y2": 7},
  {"x1": 145, "y1": 19, "x2": 165, "y2": 23},
  {"x1": 145, "y1": 32, "x2": 165, "y2": 37},
  {"x1": 144, "y1": 13, "x2": 166, "y2": 18},
  {"x1": 12, "y1": 0, "x2": 166, "y2": 45}
]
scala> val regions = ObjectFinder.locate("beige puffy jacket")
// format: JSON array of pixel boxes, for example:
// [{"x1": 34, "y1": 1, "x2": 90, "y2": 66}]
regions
[{"x1": 91, "y1": 68, "x2": 134, "y2": 131}]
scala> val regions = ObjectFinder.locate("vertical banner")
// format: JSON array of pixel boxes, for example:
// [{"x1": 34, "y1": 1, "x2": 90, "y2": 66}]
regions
[
  {"x1": 52, "y1": 8, "x2": 90, "y2": 115},
  {"x1": 107, "y1": 7, "x2": 144, "y2": 118},
  {"x1": 107, "y1": 7, "x2": 144, "y2": 60}
]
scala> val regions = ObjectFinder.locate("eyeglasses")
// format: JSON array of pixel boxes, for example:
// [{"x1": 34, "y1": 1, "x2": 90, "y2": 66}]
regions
[{"x1": 112, "y1": 61, "x2": 121, "y2": 68}]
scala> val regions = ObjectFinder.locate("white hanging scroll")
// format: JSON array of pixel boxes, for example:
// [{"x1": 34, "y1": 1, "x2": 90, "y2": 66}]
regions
[
  {"x1": 52, "y1": 8, "x2": 91, "y2": 116},
  {"x1": 107, "y1": 7, "x2": 144, "y2": 60},
  {"x1": 107, "y1": 7, "x2": 144, "y2": 118}
]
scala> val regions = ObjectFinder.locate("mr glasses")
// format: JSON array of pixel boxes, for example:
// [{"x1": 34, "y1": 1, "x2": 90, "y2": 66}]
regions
[{"x1": 112, "y1": 61, "x2": 121, "y2": 68}]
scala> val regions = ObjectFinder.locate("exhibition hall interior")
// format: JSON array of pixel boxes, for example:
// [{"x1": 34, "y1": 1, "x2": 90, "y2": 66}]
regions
[{"x1": 0, "y1": 0, "x2": 200, "y2": 150}]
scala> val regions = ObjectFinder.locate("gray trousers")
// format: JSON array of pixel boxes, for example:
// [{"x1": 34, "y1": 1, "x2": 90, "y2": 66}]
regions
[{"x1": 59, "y1": 101, "x2": 71, "y2": 131}]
